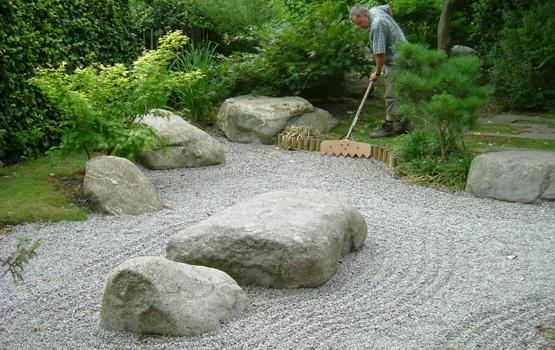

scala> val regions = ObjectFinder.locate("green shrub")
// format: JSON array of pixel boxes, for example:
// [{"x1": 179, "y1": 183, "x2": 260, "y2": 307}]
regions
[
  {"x1": 394, "y1": 131, "x2": 474, "y2": 189},
  {"x1": 0, "y1": 0, "x2": 141, "y2": 164},
  {"x1": 488, "y1": 1, "x2": 555, "y2": 111},
  {"x1": 471, "y1": 0, "x2": 554, "y2": 111},
  {"x1": 395, "y1": 130, "x2": 439, "y2": 161},
  {"x1": 30, "y1": 31, "x2": 204, "y2": 160},
  {"x1": 171, "y1": 41, "x2": 219, "y2": 123},
  {"x1": 195, "y1": 0, "x2": 281, "y2": 37},
  {"x1": 393, "y1": 43, "x2": 492, "y2": 162},
  {"x1": 215, "y1": 1, "x2": 367, "y2": 98},
  {"x1": 210, "y1": 52, "x2": 270, "y2": 99},
  {"x1": 388, "y1": 0, "x2": 441, "y2": 47},
  {"x1": 130, "y1": 0, "x2": 282, "y2": 52}
]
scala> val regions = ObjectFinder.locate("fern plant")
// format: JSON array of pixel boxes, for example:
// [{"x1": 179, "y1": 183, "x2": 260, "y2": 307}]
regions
[
  {"x1": 30, "y1": 31, "x2": 204, "y2": 160},
  {"x1": 1, "y1": 237, "x2": 41, "y2": 283}
]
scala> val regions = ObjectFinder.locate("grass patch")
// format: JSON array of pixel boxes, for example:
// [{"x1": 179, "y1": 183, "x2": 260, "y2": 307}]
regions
[
  {"x1": 0, "y1": 152, "x2": 89, "y2": 226},
  {"x1": 464, "y1": 134, "x2": 555, "y2": 152}
]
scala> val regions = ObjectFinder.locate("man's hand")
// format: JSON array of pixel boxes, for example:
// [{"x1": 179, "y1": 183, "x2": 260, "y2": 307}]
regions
[{"x1": 370, "y1": 72, "x2": 380, "y2": 81}]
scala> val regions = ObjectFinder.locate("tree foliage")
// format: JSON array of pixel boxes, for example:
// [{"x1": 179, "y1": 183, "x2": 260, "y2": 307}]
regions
[
  {"x1": 473, "y1": 0, "x2": 555, "y2": 110},
  {"x1": 393, "y1": 43, "x2": 491, "y2": 162}
]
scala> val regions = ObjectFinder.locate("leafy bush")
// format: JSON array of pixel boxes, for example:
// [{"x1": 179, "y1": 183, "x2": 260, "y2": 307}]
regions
[
  {"x1": 388, "y1": 0, "x2": 441, "y2": 47},
  {"x1": 487, "y1": 1, "x2": 555, "y2": 111},
  {"x1": 130, "y1": 0, "x2": 282, "y2": 52},
  {"x1": 393, "y1": 43, "x2": 491, "y2": 162},
  {"x1": 30, "y1": 31, "x2": 204, "y2": 160},
  {"x1": 0, "y1": 0, "x2": 141, "y2": 164},
  {"x1": 215, "y1": 1, "x2": 367, "y2": 98},
  {"x1": 395, "y1": 130, "x2": 439, "y2": 160},
  {"x1": 210, "y1": 52, "x2": 270, "y2": 99},
  {"x1": 395, "y1": 131, "x2": 474, "y2": 189},
  {"x1": 195, "y1": 0, "x2": 281, "y2": 37},
  {"x1": 471, "y1": 0, "x2": 554, "y2": 111}
]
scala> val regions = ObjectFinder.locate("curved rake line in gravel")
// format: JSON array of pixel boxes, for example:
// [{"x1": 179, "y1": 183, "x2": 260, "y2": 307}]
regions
[
  {"x1": 292, "y1": 245, "x2": 458, "y2": 347},
  {"x1": 476, "y1": 306, "x2": 552, "y2": 350},
  {"x1": 445, "y1": 298, "x2": 553, "y2": 349},
  {"x1": 238, "y1": 235, "x2": 458, "y2": 349},
  {"x1": 3, "y1": 220, "x2": 198, "y2": 327},
  {"x1": 462, "y1": 305, "x2": 553, "y2": 350},
  {"x1": 507, "y1": 311, "x2": 555, "y2": 350}
]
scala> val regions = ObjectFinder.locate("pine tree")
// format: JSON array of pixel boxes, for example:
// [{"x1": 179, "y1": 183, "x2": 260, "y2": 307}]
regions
[{"x1": 393, "y1": 43, "x2": 492, "y2": 162}]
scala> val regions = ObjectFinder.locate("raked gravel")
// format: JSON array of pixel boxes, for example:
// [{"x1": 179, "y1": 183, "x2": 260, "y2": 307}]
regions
[{"x1": 1, "y1": 137, "x2": 554, "y2": 350}]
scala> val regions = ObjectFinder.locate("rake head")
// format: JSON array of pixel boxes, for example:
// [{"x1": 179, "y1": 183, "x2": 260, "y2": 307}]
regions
[{"x1": 319, "y1": 139, "x2": 372, "y2": 158}]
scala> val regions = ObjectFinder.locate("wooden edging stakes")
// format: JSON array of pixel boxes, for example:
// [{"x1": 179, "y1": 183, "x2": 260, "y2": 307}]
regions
[{"x1": 275, "y1": 133, "x2": 395, "y2": 168}]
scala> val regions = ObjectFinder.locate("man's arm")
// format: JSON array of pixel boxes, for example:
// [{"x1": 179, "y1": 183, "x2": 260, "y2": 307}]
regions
[
  {"x1": 370, "y1": 25, "x2": 387, "y2": 81},
  {"x1": 371, "y1": 53, "x2": 385, "y2": 81}
]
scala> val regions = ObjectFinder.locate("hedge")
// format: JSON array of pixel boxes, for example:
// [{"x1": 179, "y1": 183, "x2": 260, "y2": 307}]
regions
[{"x1": 0, "y1": 0, "x2": 141, "y2": 163}]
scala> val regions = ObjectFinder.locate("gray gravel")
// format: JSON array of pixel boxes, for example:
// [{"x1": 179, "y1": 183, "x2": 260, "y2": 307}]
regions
[{"x1": 2, "y1": 138, "x2": 554, "y2": 350}]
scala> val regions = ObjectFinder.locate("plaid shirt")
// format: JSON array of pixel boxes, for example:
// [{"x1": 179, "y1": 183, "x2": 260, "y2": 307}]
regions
[{"x1": 368, "y1": 5, "x2": 407, "y2": 66}]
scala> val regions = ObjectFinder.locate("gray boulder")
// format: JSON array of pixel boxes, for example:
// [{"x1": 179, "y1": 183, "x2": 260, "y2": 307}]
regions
[
  {"x1": 100, "y1": 256, "x2": 247, "y2": 337},
  {"x1": 344, "y1": 73, "x2": 369, "y2": 96},
  {"x1": 138, "y1": 110, "x2": 224, "y2": 170},
  {"x1": 466, "y1": 150, "x2": 555, "y2": 203},
  {"x1": 216, "y1": 95, "x2": 314, "y2": 144},
  {"x1": 84, "y1": 156, "x2": 162, "y2": 215},
  {"x1": 286, "y1": 107, "x2": 337, "y2": 134},
  {"x1": 450, "y1": 45, "x2": 475, "y2": 56},
  {"x1": 167, "y1": 189, "x2": 368, "y2": 288}
]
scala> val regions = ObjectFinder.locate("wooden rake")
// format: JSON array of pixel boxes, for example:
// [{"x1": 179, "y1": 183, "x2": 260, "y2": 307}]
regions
[{"x1": 320, "y1": 80, "x2": 374, "y2": 158}]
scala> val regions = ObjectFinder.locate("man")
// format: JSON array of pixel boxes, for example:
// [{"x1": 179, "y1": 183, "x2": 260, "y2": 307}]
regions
[{"x1": 350, "y1": 4, "x2": 411, "y2": 138}]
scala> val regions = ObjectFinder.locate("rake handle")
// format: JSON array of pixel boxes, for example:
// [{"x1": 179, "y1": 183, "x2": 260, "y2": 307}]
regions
[{"x1": 345, "y1": 80, "x2": 374, "y2": 140}]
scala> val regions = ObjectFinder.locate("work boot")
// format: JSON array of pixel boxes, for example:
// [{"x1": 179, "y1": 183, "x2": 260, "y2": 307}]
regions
[
  {"x1": 370, "y1": 120, "x2": 396, "y2": 138},
  {"x1": 394, "y1": 120, "x2": 413, "y2": 135}
]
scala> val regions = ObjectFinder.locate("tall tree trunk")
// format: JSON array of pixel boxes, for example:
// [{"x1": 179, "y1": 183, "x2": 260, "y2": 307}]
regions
[{"x1": 438, "y1": 0, "x2": 457, "y2": 54}]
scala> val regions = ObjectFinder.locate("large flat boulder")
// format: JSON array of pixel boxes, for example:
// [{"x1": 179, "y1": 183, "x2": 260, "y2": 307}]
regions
[
  {"x1": 216, "y1": 96, "x2": 314, "y2": 144},
  {"x1": 466, "y1": 150, "x2": 555, "y2": 203},
  {"x1": 167, "y1": 189, "x2": 368, "y2": 288},
  {"x1": 84, "y1": 156, "x2": 162, "y2": 215},
  {"x1": 100, "y1": 256, "x2": 247, "y2": 337},
  {"x1": 138, "y1": 110, "x2": 225, "y2": 170}
]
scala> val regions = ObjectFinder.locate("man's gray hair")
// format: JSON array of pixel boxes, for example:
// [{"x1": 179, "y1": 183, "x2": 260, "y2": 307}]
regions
[{"x1": 350, "y1": 4, "x2": 369, "y2": 18}]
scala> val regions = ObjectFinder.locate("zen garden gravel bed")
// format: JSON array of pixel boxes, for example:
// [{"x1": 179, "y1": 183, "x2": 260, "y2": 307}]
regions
[{"x1": 1, "y1": 137, "x2": 554, "y2": 349}]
